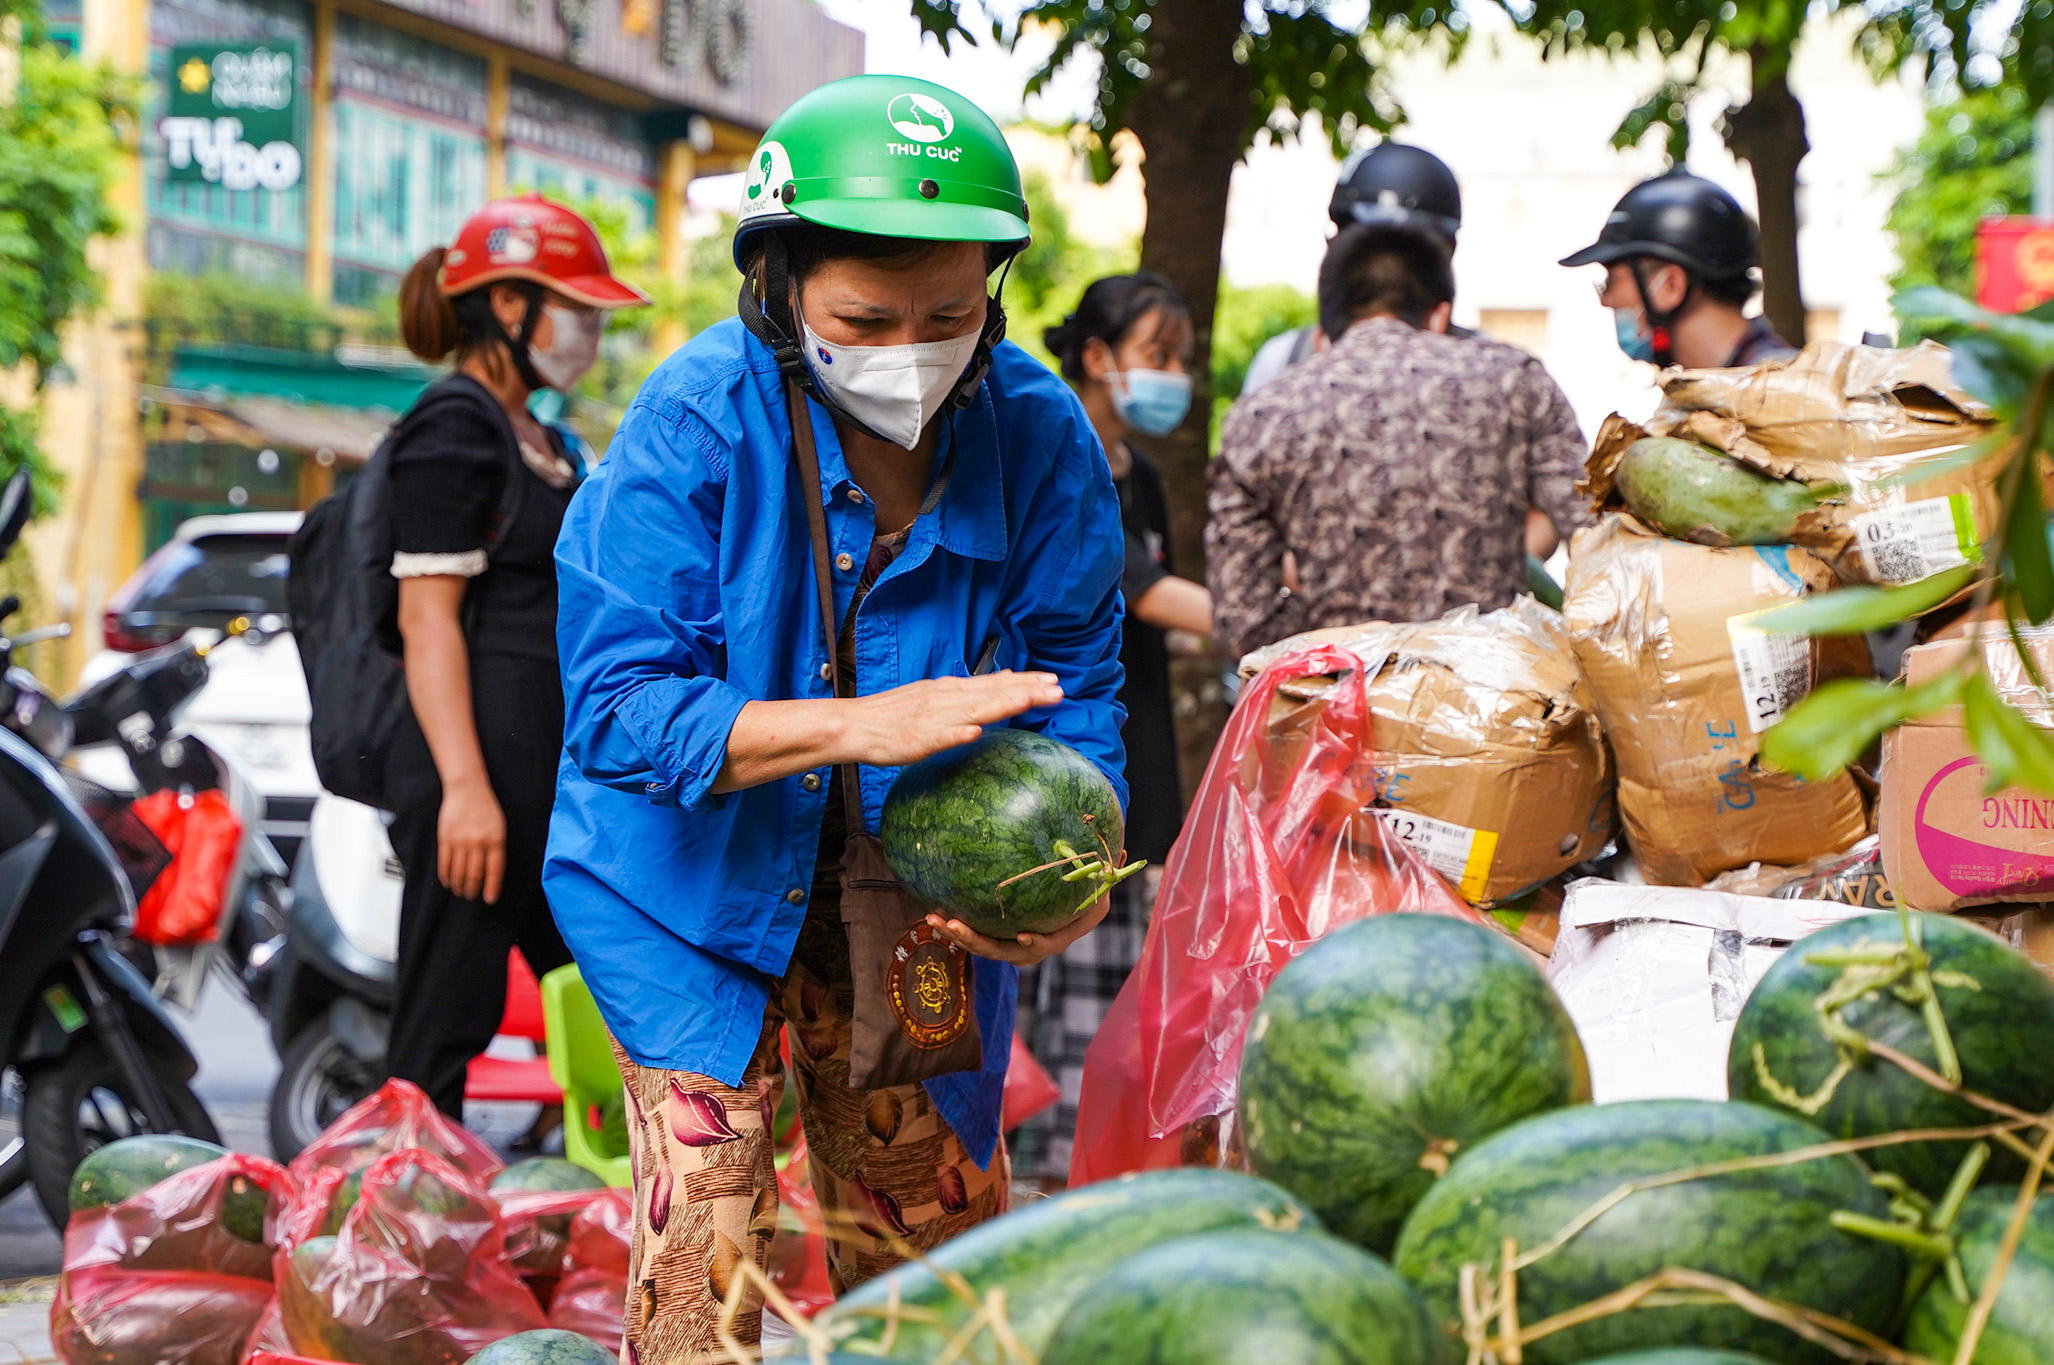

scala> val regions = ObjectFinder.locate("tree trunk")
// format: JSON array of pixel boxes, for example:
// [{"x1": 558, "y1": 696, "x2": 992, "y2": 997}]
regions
[
  {"x1": 1125, "y1": 0, "x2": 1249, "y2": 802},
  {"x1": 1722, "y1": 46, "x2": 1809, "y2": 346}
]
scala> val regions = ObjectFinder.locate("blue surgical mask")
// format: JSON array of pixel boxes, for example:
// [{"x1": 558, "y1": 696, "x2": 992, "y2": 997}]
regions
[
  {"x1": 1111, "y1": 369, "x2": 1193, "y2": 437},
  {"x1": 1613, "y1": 309, "x2": 1656, "y2": 364}
]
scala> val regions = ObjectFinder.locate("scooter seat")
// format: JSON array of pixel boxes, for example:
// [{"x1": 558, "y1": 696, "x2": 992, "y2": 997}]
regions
[{"x1": 464, "y1": 1052, "x2": 561, "y2": 1104}]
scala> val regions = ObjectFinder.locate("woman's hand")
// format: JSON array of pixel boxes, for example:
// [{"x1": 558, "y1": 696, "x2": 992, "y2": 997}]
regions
[
  {"x1": 925, "y1": 894, "x2": 1111, "y2": 966},
  {"x1": 437, "y1": 774, "x2": 507, "y2": 904},
  {"x1": 840, "y1": 671, "x2": 1064, "y2": 767}
]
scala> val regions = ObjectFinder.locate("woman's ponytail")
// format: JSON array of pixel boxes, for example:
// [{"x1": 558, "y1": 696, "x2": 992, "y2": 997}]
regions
[
  {"x1": 399, "y1": 247, "x2": 464, "y2": 363},
  {"x1": 1042, "y1": 317, "x2": 1077, "y2": 374}
]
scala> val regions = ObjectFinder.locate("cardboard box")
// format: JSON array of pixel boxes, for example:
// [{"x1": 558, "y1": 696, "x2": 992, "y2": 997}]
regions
[
  {"x1": 1583, "y1": 341, "x2": 2005, "y2": 588},
  {"x1": 1548, "y1": 880, "x2": 1874, "y2": 1103},
  {"x1": 1563, "y1": 515, "x2": 1871, "y2": 886},
  {"x1": 1240, "y1": 599, "x2": 1616, "y2": 905},
  {"x1": 1878, "y1": 631, "x2": 2054, "y2": 911}
]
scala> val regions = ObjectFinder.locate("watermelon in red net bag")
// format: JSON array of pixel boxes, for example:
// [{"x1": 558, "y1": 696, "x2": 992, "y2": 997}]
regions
[
  {"x1": 1069, "y1": 644, "x2": 1486, "y2": 1186},
  {"x1": 542, "y1": 1268, "x2": 623, "y2": 1354},
  {"x1": 52, "y1": 1267, "x2": 274, "y2": 1365},
  {"x1": 274, "y1": 1149, "x2": 545, "y2": 1365},
  {"x1": 64, "y1": 1153, "x2": 290, "y2": 1283},
  {"x1": 285, "y1": 1079, "x2": 501, "y2": 1190}
]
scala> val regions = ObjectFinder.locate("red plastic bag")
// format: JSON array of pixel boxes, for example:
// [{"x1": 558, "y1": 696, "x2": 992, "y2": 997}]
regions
[
  {"x1": 53, "y1": 1267, "x2": 274, "y2": 1365},
  {"x1": 285, "y1": 1079, "x2": 502, "y2": 1192},
  {"x1": 1001, "y1": 1032, "x2": 1059, "y2": 1132},
  {"x1": 239, "y1": 1296, "x2": 294, "y2": 1363},
  {"x1": 274, "y1": 1149, "x2": 545, "y2": 1365},
  {"x1": 544, "y1": 1268, "x2": 625, "y2": 1353},
  {"x1": 771, "y1": 1133, "x2": 833, "y2": 1318},
  {"x1": 64, "y1": 1154, "x2": 290, "y2": 1284},
  {"x1": 131, "y1": 788, "x2": 243, "y2": 946},
  {"x1": 1070, "y1": 646, "x2": 1483, "y2": 1186},
  {"x1": 497, "y1": 1188, "x2": 610, "y2": 1308},
  {"x1": 562, "y1": 1189, "x2": 631, "y2": 1278}
]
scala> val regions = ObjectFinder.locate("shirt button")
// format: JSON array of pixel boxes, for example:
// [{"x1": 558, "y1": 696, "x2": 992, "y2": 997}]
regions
[
  {"x1": 644, "y1": 782, "x2": 663, "y2": 796},
  {"x1": 835, "y1": 552, "x2": 855, "y2": 572},
  {"x1": 818, "y1": 661, "x2": 832, "y2": 680},
  {"x1": 786, "y1": 888, "x2": 805, "y2": 905},
  {"x1": 802, "y1": 772, "x2": 821, "y2": 792},
  {"x1": 847, "y1": 489, "x2": 866, "y2": 505}
]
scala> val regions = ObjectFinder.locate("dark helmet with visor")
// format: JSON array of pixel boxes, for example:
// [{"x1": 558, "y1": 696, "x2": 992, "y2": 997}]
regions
[{"x1": 1558, "y1": 171, "x2": 1759, "y2": 281}]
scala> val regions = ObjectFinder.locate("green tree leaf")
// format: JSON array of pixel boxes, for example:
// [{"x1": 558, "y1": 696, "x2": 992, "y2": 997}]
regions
[
  {"x1": 1762, "y1": 671, "x2": 1964, "y2": 780},
  {"x1": 1963, "y1": 669, "x2": 2054, "y2": 794},
  {"x1": 1749, "y1": 565, "x2": 1980, "y2": 637},
  {"x1": 2006, "y1": 452, "x2": 2054, "y2": 623}
]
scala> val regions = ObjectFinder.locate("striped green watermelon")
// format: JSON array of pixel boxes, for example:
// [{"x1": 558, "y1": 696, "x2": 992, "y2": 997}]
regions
[
  {"x1": 1039, "y1": 1229, "x2": 1454, "y2": 1365},
  {"x1": 1239, "y1": 913, "x2": 1590, "y2": 1255},
  {"x1": 464, "y1": 1330, "x2": 617, "y2": 1365},
  {"x1": 881, "y1": 729, "x2": 1134, "y2": 936},
  {"x1": 491, "y1": 1158, "x2": 607, "y2": 1193},
  {"x1": 1904, "y1": 1187, "x2": 2054, "y2": 1364},
  {"x1": 68, "y1": 1134, "x2": 228, "y2": 1211},
  {"x1": 1728, "y1": 912, "x2": 2054, "y2": 1198},
  {"x1": 1391, "y1": 1100, "x2": 1904, "y2": 1365},
  {"x1": 816, "y1": 1168, "x2": 1318, "y2": 1360}
]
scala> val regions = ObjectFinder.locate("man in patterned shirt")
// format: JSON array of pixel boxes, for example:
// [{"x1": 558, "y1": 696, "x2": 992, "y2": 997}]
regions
[{"x1": 1206, "y1": 223, "x2": 1592, "y2": 662}]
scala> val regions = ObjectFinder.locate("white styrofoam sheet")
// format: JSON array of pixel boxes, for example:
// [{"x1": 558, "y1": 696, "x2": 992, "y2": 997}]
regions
[{"x1": 1548, "y1": 880, "x2": 1876, "y2": 1104}]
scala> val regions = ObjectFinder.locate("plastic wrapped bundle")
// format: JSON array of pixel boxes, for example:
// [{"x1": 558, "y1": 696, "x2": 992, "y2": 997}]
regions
[
  {"x1": 1563, "y1": 514, "x2": 1871, "y2": 886},
  {"x1": 1240, "y1": 598, "x2": 1616, "y2": 905}
]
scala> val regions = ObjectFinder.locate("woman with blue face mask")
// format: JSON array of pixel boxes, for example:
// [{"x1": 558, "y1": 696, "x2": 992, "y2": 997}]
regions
[
  {"x1": 545, "y1": 75, "x2": 1127, "y2": 1359},
  {"x1": 1019, "y1": 274, "x2": 1213, "y2": 1189}
]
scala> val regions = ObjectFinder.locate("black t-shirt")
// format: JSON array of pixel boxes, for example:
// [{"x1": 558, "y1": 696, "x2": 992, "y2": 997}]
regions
[
  {"x1": 1115, "y1": 448, "x2": 1183, "y2": 864},
  {"x1": 387, "y1": 379, "x2": 577, "y2": 663}
]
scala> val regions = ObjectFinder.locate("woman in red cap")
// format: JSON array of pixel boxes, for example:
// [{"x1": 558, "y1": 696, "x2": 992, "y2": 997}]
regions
[{"x1": 384, "y1": 194, "x2": 648, "y2": 1117}]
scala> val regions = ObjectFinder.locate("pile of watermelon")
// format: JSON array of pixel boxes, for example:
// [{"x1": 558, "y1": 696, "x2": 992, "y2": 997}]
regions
[
  {"x1": 46, "y1": 1080, "x2": 630, "y2": 1365},
  {"x1": 789, "y1": 910, "x2": 2054, "y2": 1365}
]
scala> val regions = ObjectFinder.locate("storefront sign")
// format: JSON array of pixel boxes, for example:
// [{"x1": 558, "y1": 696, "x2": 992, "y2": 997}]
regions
[
  {"x1": 159, "y1": 42, "x2": 303, "y2": 192},
  {"x1": 1976, "y1": 216, "x2": 2054, "y2": 314}
]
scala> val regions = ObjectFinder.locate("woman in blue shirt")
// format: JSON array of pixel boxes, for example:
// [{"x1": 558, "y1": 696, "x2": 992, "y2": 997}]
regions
[{"x1": 545, "y1": 75, "x2": 1127, "y2": 1358}]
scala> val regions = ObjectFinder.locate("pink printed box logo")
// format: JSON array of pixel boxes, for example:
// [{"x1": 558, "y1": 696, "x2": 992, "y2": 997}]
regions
[{"x1": 1915, "y1": 756, "x2": 2054, "y2": 897}]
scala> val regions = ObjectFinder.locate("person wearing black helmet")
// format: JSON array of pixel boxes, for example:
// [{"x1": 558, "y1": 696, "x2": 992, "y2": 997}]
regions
[
  {"x1": 1562, "y1": 170, "x2": 1797, "y2": 369},
  {"x1": 1242, "y1": 141, "x2": 1465, "y2": 395}
]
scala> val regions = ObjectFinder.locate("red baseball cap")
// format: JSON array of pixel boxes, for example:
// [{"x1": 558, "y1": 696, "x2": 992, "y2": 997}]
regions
[{"x1": 439, "y1": 193, "x2": 651, "y2": 308}]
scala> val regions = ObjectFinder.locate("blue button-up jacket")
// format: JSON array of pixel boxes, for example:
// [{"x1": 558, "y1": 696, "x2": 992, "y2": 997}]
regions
[{"x1": 543, "y1": 318, "x2": 1128, "y2": 1166}]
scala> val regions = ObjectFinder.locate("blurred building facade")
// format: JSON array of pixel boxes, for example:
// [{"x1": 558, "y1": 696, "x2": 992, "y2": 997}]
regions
[{"x1": 36, "y1": 0, "x2": 859, "y2": 678}]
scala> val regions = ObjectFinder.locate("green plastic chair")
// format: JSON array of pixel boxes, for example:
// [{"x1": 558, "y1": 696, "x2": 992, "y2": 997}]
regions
[{"x1": 539, "y1": 963, "x2": 634, "y2": 1187}]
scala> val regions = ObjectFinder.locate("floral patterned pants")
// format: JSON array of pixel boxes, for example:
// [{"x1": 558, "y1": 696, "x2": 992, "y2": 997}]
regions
[{"x1": 610, "y1": 931, "x2": 1009, "y2": 1363}]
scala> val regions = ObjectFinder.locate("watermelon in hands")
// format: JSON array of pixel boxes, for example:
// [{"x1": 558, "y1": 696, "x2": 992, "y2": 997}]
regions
[{"x1": 881, "y1": 729, "x2": 1138, "y2": 937}]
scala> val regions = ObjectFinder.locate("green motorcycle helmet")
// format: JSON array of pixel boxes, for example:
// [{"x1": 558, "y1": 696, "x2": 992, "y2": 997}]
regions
[{"x1": 733, "y1": 74, "x2": 1031, "y2": 269}]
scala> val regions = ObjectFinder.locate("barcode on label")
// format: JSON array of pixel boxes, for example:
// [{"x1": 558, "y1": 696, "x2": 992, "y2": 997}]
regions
[
  {"x1": 1853, "y1": 495, "x2": 1978, "y2": 584},
  {"x1": 1371, "y1": 808, "x2": 1500, "y2": 901},
  {"x1": 1727, "y1": 612, "x2": 1813, "y2": 733}
]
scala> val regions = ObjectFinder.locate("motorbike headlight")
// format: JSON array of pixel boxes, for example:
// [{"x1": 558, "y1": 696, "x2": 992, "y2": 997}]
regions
[{"x1": 8, "y1": 669, "x2": 71, "y2": 759}]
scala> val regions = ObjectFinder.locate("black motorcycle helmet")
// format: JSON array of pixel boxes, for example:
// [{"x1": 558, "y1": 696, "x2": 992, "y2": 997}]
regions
[
  {"x1": 1559, "y1": 171, "x2": 1759, "y2": 281},
  {"x1": 1329, "y1": 142, "x2": 1461, "y2": 249}
]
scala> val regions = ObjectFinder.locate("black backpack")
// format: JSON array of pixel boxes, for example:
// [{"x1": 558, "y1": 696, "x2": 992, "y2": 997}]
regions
[{"x1": 287, "y1": 376, "x2": 525, "y2": 810}]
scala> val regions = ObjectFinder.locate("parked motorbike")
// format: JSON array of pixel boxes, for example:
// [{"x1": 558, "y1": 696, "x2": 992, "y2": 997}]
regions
[{"x1": 0, "y1": 473, "x2": 247, "y2": 1225}]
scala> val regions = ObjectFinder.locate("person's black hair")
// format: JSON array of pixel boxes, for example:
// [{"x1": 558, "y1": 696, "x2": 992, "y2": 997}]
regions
[
  {"x1": 1697, "y1": 270, "x2": 1758, "y2": 308},
  {"x1": 742, "y1": 222, "x2": 1015, "y2": 287},
  {"x1": 1316, "y1": 224, "x2": 1455, "y2": 340},
  {"x1": 1042, "y1": 272, "x2": 1192, "y2": 382}
]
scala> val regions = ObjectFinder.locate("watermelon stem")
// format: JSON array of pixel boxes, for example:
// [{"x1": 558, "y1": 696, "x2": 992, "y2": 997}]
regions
[{"x1": 1828, "y1": 1208, "x2": 1955, "y2": 1262}]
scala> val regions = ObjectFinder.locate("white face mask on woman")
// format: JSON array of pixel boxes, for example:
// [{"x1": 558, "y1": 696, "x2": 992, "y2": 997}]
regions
[
  {"x1": 529, "y1": 304, "x2": 607, "y2": 392},
  {"x1": 798, "y1": 307, "x2": 982, "y2": 450}
]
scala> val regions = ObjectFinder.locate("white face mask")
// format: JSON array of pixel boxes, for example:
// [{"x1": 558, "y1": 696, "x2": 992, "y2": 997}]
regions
[
  {"x1": 798, "y1": 305, "x2": 982, "y2": 450},
  {"x1": 530, "y1": 303, "x2": 607, "y2": 392}
]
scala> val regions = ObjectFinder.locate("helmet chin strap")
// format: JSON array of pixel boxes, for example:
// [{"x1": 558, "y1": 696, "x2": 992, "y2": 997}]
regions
[
  {"x1": 736, "y1": 231, "x2": 1013, "y2": 442},
  {"x1": 488, "y1": 283, "x2": 549, "y2": 392},
  {"x1": 1629, "y1": 258, "x2": 1691, "y2": 369}
]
